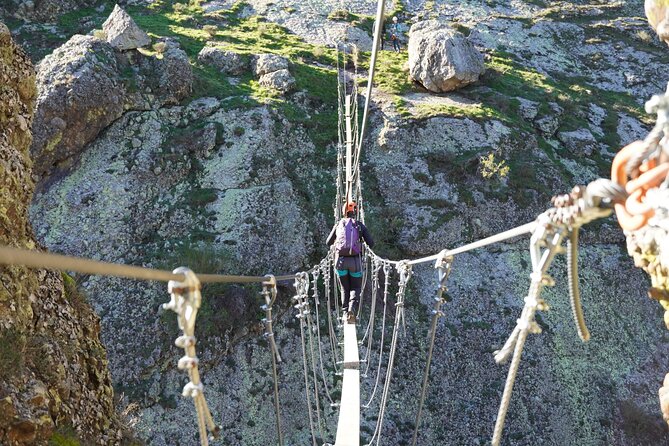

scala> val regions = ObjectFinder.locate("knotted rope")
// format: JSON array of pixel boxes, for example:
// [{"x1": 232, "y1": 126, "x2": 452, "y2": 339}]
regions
[
  {"x1": 162, "y1": 267, "x2": 220, "y2": 446},
  {"x1": 491, "y1": 179, "x2": 621, "y2": 446}
]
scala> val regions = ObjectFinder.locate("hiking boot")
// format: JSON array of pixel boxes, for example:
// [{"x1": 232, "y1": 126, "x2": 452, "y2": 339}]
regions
[{"x1": 347, "y1": 311, "x2": 356, "y2": 324}]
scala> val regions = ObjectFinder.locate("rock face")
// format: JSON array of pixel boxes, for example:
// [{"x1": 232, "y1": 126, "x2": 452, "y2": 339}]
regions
[
  {"x1": 0, "y1": 22, "x2": 124, "y2": 445},
  {"x1": 252, "y1": 53, "x2": 295, "y2": 93},
  {"x1": 31, "y1": 33, "x2": 192, "y2": 178},
  {"x1": 253, "y1": 53, "x2": 289, "y2": 76},
  {"x1": 408, "y1": 20, "x2": 485, "y2": 93},
  {"x1": 147, "y1": 39, "x2": 193, "y2": 104},
  {"x1": 558, "y1": 128, "x2": 598, "y2": 156},
  {"x1": 31, "y1": 35, "x2": 125, "y2": 178},
  {"x1": 198, "y1": 45, "x2": 247, "y2": 75},
  {"x1": 259, "y1": 68, "x2": 295, "y2": 93},
  {"x1": 19, "y1": 1, "x2": 669, "y2": 445},
  {"x1": 102, "y1": 4, "x2": 151, "y2": 51},
  {"x1": 0, "y1": 0, "x2": 97, "y2": 22}
]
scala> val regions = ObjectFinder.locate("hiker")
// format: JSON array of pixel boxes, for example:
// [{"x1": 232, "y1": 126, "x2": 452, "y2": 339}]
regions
[
  {"x1": 326, "y1": 201, "x2": 374, "y2": 324},
  {"x1": 388, "y1": 16, "x2": 404, "y2": 52}
]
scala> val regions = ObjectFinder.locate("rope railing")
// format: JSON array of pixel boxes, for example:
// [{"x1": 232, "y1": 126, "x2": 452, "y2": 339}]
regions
[
  {"x1": 407, "y1": 222, "x2": 537, "y2": 266},
  {"x1": 0, "y1": 245, "x2": 297, "y2": 284}
]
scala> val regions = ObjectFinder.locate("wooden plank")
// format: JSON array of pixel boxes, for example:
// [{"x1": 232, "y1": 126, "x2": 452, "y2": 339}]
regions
[{"x1": 335, "y1": 321, "x2": 360, "y2": 446}]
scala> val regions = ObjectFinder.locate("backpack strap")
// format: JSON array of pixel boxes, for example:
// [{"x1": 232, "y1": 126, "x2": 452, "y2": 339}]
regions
[{"x1": 353, "y1": 220, "x2": 364, "y2": 244}]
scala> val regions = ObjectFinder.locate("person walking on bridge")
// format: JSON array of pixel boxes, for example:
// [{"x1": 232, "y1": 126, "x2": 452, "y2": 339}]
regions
[{"x1": 326, "y1": 201, "x2": 374, "y2": 324}]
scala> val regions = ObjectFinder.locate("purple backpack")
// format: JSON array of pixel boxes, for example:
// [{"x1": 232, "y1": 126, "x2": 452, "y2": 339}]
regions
[{"x1": 335, "y1": 218, "x2": 362, "y2": 256}]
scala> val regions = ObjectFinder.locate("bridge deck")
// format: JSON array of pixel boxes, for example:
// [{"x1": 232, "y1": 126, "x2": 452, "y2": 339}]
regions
[{"x1": 334, "y1": 320, "x2": 360, "y2": 446}]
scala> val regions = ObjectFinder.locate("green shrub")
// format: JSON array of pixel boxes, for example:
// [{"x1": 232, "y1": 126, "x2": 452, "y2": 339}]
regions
[
  {"x1": 49, "y1": 428, "x2": 81, "y2": 446},
  {"x1": 0, "y1": 327, "x2": 26, "y2": 379},
  {"x1": 203, "y1": 24, "x2": 218, "y2": 38},
  {"x1": 328, "y1": 9, "x2": 353, "y2": 21},
  {"x1": 61, "y1": 272, "x2": 89, "y2": 313},
  {"x1": 153, "y1": 41, "x2": 167, "y2": 53},
  {"x1": 172, "y1": 2, "x2": 187, "y2": 13},
  {"x1": 188, "y1": 188, "x2": 219, "y2": 207},
  {"x1": 92, "y1": 29, "x2": 107, "y2": 40}
]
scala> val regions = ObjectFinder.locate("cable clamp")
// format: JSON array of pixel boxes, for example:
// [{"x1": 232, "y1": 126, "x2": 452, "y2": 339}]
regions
[
  {"x1": 516, "y1": 318, "x2": 531, "y2": 330},
  {"x1": 175, "y1": 335, "x2": 196, "y2": 348},
  {"x1": 178, "y1": 356, "x2": 199, "y2": 370},
  {"x1": 182, "y1": 381, "x2": 204, "y2": 398}
]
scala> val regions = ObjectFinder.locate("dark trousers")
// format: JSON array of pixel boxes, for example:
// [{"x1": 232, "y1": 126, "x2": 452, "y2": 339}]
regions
[
  {"x1": 336, "y1": 255, "x2": 362, "y2": 313},
  {"x1": 392, "y1": 38, "x2": 400, "y2": 52}
]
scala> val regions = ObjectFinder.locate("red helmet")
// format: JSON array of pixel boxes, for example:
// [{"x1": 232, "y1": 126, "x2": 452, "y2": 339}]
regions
[{"x1": 343, "y1": 201, "x2": 357, "y2": 215}]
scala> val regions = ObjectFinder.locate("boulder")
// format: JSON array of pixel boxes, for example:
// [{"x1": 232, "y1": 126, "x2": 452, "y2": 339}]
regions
[
  {"x1": 534, "y1": 102, "x2": 563, "y2": 136},
  {"x1": 517, "y1": 97, "x2": 539, "y2": 121},
  {"x1": 259, "y1": 68, "x2": 296, "y2": 93},
  {"x1": 31, "y1": 32, "x2": 193, "y2": 177},
  {"x1": 198, "y1": 45, "x2": 247, "y2": 75},
  {"x1": 346, "y1": 26, "x2": 374, "y2": 51},
  {"x1": 253, "y1": 53, "x2": 289, "y2": 76},
  {"x1": 148, "y1": 39, "x2": 193, "y2": 104},
  {"x1": 102, "y1": 4, "x2": 150, "y2": 51},
  {"x1": 557, "y1": 128, "x2": 598, "y2": 156},
  {"x1": 408, "y1": 20, "x2": 485, "y2": 93},
  {"x1": 31, "y1": 35, "x2": 125, "y2": 177}
]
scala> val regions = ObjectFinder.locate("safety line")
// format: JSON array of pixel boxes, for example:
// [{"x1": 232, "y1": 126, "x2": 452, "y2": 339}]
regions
[
  {"x1": 407, "y1": 222, "x2": 537, "y2": 266},
  {"x1": 355, "y1": 0, "x2": 385, "y2": 161},
  {"x1": 0, "y1": 245, "x2": 296, "y2": 284}
]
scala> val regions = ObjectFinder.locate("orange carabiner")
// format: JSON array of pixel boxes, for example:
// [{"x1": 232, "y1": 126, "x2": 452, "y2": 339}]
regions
[
  {"x1": 611, "y1": 141, "x2": 654, "y2": 231},
  {"x1": 625, "y1": 163, "x2": 669, "y2": 194},
  {"x1": 611, "y1": 140, "x2": 646, "y2": 186},
  {"x1": 625, "y1": 188, "x2": 653, "y2": 216}
]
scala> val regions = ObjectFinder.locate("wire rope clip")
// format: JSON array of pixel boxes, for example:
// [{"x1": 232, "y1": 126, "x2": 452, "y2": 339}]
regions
[
  {"x1": 182, "y1": 381, "x2": 204, "y2": 398},
  {"x1": 175, "y1": 335, "x2": 196, "y2": 348},
  {"x1": 178, "y1": 356, "x2": 199, "y2": 370}
]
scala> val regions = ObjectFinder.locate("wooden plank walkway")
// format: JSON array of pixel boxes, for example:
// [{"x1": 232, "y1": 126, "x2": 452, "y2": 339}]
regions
[{"x1": 334, "y1": 320, "x2": 360, "y2": 446}]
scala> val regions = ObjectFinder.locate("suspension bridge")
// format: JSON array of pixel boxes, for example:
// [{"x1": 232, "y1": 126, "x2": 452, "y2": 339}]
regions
[{"x1": 1, "y1": 0, "x2": 668, "y2": 445}]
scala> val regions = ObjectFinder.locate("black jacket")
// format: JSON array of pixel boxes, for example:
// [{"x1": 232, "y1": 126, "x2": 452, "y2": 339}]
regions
[{"x1": 326, "y1": 218, "x2": 374, "y2": 249}]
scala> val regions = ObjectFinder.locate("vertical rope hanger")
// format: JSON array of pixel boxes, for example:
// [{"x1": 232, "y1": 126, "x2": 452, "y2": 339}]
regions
[
  {"x1": 163, "y1": 268, "x2": 221, "y2": 446},
  {"x1": 411, "y1": 251, "x2": 453, "y2": 446},
  {"x1": 261, "y1": 275, "x2": 283, "y2": 446},
  {"x1": 294, "y1": 273, "x2": 319, "y2": 446}
]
